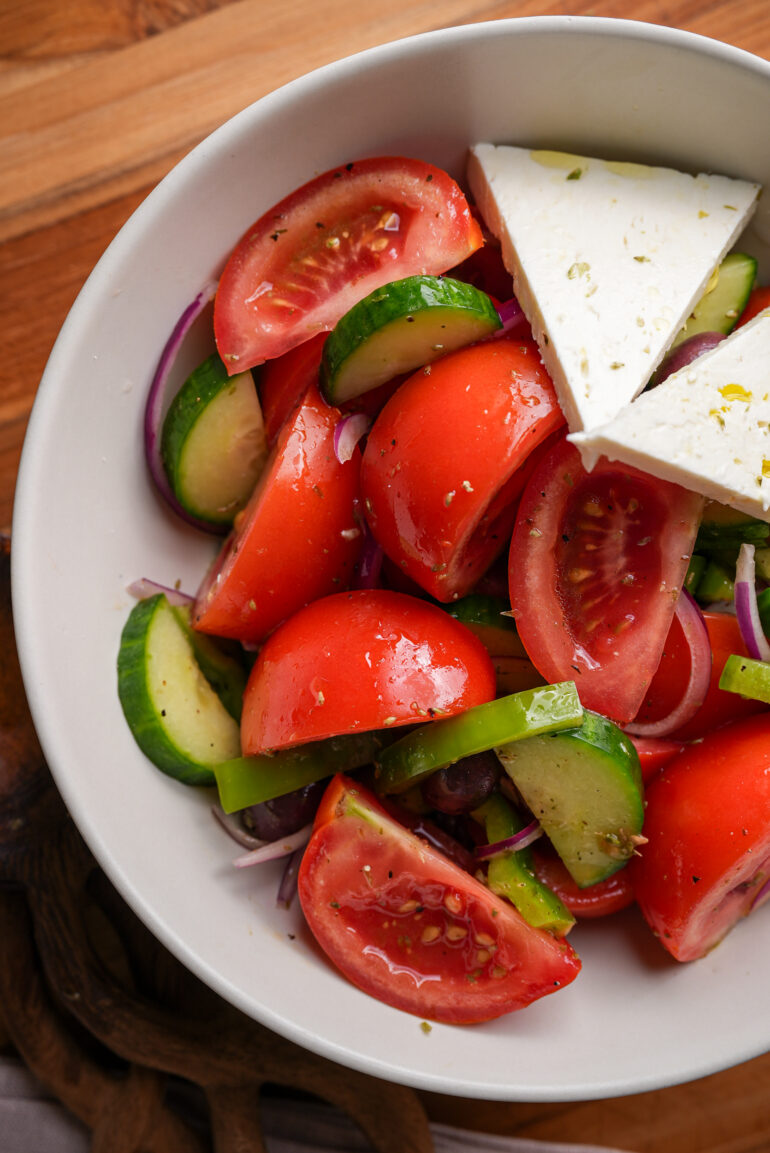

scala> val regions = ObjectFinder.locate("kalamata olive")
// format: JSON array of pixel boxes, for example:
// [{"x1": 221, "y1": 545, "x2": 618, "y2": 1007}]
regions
[
  {"x1": 653, "y1": 331, "x2": 725, "y2": 386},
  {"x1": 421, "y1": 750, "x2": 500, "y2": 815},
  {"x1": 242, "y1": 779, "x2": 326, "y2": 841}
]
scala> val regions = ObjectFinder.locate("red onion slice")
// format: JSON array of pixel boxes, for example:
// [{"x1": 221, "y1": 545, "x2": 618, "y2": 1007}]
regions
[
  {"x1": 144, "y1": 282, "x2": 225, "y2": 534},
  {"x1": 232, "y1": 822, "x2": 313, "y2": 869},
  {"x1": 496, "y1": 297, "x2": 526, "y2": 335},
  {"x1": 474, "y1": 819, "x2": 542, "y2": 861},
  {"x1": 625, "y1": 590, "x2": 712, "y2": 738},
  {"x1": 734, "y1": 542, "x2": 770, "y2": 662},
  {"x1": 211, "y1": 804, "x2": 265, "y2": 850},
  {"x1": 276, "y1": 847, "x2": 304, "y2": 908},
  {"x1": 127, "y1": 578, "x2": 194, "y2": 606},
  {"x1": 333, "y1": 412, "x2": 371, "y2": 464}
]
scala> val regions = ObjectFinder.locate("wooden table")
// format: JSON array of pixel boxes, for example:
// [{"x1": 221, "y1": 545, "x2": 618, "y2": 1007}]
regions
[{"x1": 1, "y1": 2, "x2": 769, "y2": 1150}]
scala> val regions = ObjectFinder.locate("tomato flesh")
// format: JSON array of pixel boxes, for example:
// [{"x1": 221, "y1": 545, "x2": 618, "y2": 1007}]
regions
[
  {"x1": 298, "y1": 775, "x2": 581, "y2": 1023},
  {"x1": 531, "y1": 846, "x2": 636, "y2": 919},
  {"x1": 631, "y1": 713, "x2": 770, "y2": 961},
  {"x1": 508, "y1": 436, "x2": 703, "y2": 723},
  {"x1": 361, "y1": 336, "x2": 564, "y2": 601},
  {"x1": 193, "y1": 382, "x2": 361, "y2": 645},
  {"x1": 214, "y1": 157, "x2": 483, "y2": 373},
  {"x1": 240, "y1": 589, "x2": 497, "y2": 753}
]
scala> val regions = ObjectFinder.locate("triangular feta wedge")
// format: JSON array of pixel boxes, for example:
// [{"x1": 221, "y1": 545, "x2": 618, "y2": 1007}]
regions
[
  {"x1": 467, "y1": 143, "x2": 760, "y2": 432},
  {"x1": 569, "y1": 310, "x2": 770, "y2": 520}
]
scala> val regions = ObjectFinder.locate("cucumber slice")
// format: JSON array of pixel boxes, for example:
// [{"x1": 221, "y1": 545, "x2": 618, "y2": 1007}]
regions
[
  {"x1": 320, "y1": 275, "x2": 502, "y2": 404},
  {"x1": 161, "y1": 353, "x2": 268, "y2": 527},
  {"x1": 118, "y1": 594, "x2": 242, "y2": 786},
  {"x1": 495, "y1": 710, "x2": 644, "y2": 888},
  {"x1": 171, "y1": 604, "x2": 248, "y2": 721},
  {"x1": 374, "y1": 682, "x2": 584, "y2": 795},
  {"x1": 446, "y1": 594, "x2": 526, "y2": 657},
  {"x1": 671, "y1": 252, "x2": 757, "y2": 350},
  {"x1": 475, "y1": 793, "x2": 575, "y2": 936}
]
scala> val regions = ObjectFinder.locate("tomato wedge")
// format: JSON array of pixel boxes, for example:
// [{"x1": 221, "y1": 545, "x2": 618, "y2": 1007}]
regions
[
  {"x1": 193, "y1": 382, "x2": 361, "y2": 645},
  {"x1": 361, "y1": 336, "x2": 564, "y2": 601},
  {"x1": 240, "y1": 589, "x2": 497, "y2": 753},
  {"x1": 508, "y1": 436, "x2": 703, "y2": 724},
  {"x1": 214, "y1": 157, "x2": 483, "y2": 373},
  {"x1": 531, "y1": 846, "x2": 636, "y2": 919},
  {"x1": 298, "y1": 775, "x2": 581, "y2": 1023},
  {"x1": 631, "y1": 714, "x2": 770, "y2": 961}
]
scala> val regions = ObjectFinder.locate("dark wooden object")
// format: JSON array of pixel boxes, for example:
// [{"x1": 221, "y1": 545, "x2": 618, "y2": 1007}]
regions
[{"x1": 0, "y1": 535, "x2": 435, "y2": 1152}]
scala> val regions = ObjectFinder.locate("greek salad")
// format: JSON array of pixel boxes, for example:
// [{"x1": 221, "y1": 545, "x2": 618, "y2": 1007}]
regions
[{"x1": 117, "y1": 149, "x2": 770, "y2": 1025}]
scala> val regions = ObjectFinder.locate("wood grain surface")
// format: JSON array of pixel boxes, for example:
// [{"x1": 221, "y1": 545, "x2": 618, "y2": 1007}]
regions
[{"x1": 1, "y1": 1, "x2": 769, "y2": 1149}]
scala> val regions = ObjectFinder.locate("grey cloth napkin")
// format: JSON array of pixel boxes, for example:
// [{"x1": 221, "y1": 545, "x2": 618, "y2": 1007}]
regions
[{"x1": 0, "y1": 1055, "x2": 631, "y2": 1153}]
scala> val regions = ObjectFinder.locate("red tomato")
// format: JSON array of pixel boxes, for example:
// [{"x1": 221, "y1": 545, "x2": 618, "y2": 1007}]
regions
[
  {"x1": 508, "y1": 436, "x2": 703, "y2": 724},
  {"x1": 632, "y1": 714, "x2": 770, "y2": 961},
  {"x1": 240, "y1": 589, "x2": 497, "y2": 753},
  {"x1": 634, "y1": 610, "x2": 768, "y2": 742},
  {"x1": 259, "y1": 334, "x2": 327, "y2": 444},
  {"x1": 628, "y1": 736, "x2": 686, "y2": 785},
  {"x1": 298, "y1": 775, "x2": 581, "y2": 1023},
  {"x1": 214, "y1": 157, "x2": 483, "y2": 373},
  {"x1": 361, "y1": 337, "x2": 564, "y2": 602},
  {"x1": 193, "y1": 382, "x2": 361, "y2": 645},
  {"x1": 531, "y1": 846, "x2": 635, "y2": 918},
  {"x1": 735, "y1": 284, "x2": 770, "y2": 329}
]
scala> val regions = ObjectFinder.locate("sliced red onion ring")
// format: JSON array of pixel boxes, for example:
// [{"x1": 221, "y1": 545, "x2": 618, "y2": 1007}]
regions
[
  {"x1": 127, "y1": 578, "x2": 194, "y2": 606},
  {"x1": 232, "y1": 822, "x2": 313, "y2": 869},
  {"x1": 144, "y1": 282, "x2": 225, "y2": 534},
  {"x1": 276, "y1": 846, "x2": 305, "y2": 908},
  {"x1": 495, "y1": 297, "x2": 527, "y2": 335},
  {"x1": 474, "y1": 819, "x2": 542, "y2": 861},
  {"x1": 333, "y1": 412, "x2": 371, "y2": 464},
  {"x1": 751, "y1": 874, "x2": 770, "y2": 912},
  {"x1": 625, "y1": 590, "x2": 712, "y2": 738},
  {"x1": 211, "y1": 803, "x2": 265, "y2": 850},
  {"x1": 735, "y1": 542, "x2": 770, "y2": 662}
]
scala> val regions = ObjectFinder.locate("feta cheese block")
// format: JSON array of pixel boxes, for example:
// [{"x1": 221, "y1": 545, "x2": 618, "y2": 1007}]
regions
[
  {"x1": 569, "y1": 310, "x2": 770, "y2": 521},
  {"x1": 467, "y1": 144, "x2": 760, "y2": 432}
]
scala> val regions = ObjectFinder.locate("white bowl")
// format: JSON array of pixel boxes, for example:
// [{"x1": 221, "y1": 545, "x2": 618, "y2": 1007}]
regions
[{"x1": 12, "y1": 16, "x2": 770, "y2": 1101}]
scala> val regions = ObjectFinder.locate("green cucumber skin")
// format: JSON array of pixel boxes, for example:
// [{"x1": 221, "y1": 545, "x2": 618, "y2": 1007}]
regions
[
  {"x1": 672, "y1": 252, "x2": 757, "y2": 349},
  {"x1": 496, "y1": 711, "x2": 643, "y2": 889},
  {"x1": 161, "y1": 353, "x2": 263, "y2": 526},
  {"x1": 118, "y1": 595, "x2": 240, "y2": 787},
  {"x1": 320, "y1": 274, "x2": 501, "y2": 404}
]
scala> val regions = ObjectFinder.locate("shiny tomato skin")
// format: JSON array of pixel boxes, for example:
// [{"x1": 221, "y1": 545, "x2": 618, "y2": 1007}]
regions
[
  {"x1": 259, "y1": 334, "x2": 327, "y2": 444},
  {"x1": 193, "y1": 382, "x2": 361, "y2": 645},
  {"x1": 298, "y1": 775, "x2": 581, "y2": 1023},
  {"x1": 214, "y1": 157, "x2": 483, "y2": 373},
  {"x1": 531, "y1": 847, "x2": 635, "y2": 919},
  {"x1": 628, "y1": 736, "x2": 686, "y2": 785},
  {"x1": 508, "y1": 436, "x2": 702, "y2": 724},
  {"x1": 631, "y1": 713, "x2": 770, "y2": 962},
  {"x1": 240, "y1": 589, "x2": 497, "y2": 753},
  {"x1": 361, "y1": 336, "x2": 565, "y2": 602}
]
